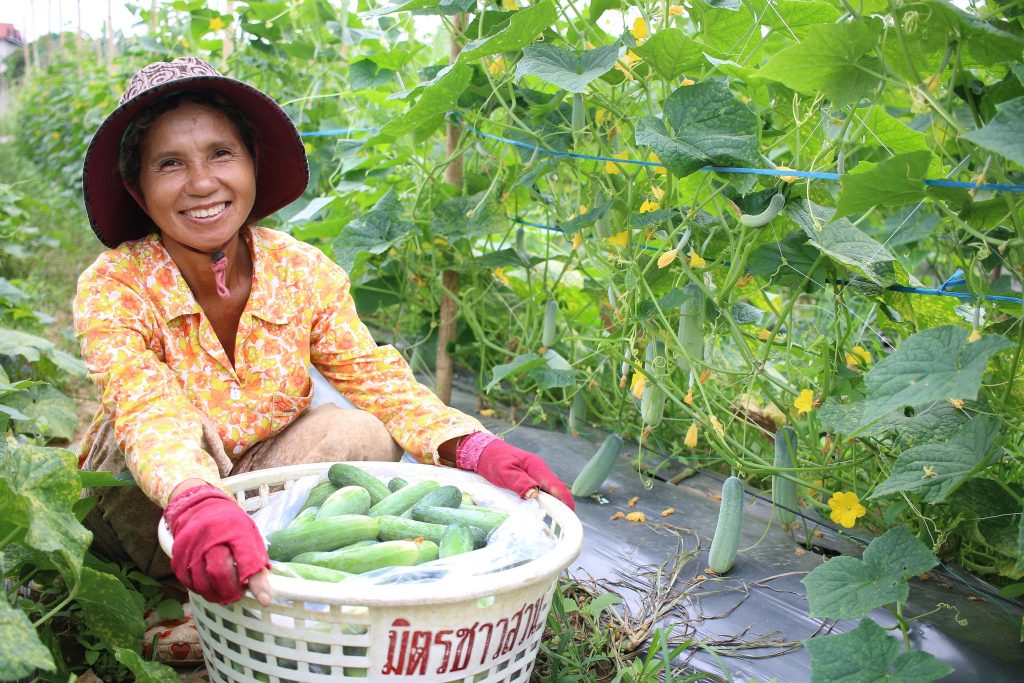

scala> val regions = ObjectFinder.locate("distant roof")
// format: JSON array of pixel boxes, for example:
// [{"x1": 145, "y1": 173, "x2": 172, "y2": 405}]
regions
[{"x1": 0, "y1": 24, "x2": 24, "y2": 47}]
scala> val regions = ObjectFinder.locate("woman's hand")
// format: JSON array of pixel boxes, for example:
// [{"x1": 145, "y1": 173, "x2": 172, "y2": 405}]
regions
[
  {"x1": 474, "y1": 439, "x2": 575, "y2": 511},
  {"x1": 163, "y1": 481, "x2": 272, "y2": 606}
]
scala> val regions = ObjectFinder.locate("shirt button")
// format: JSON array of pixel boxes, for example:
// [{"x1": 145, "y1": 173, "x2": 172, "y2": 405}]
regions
[
  {"x1": 233, "y1": 444, "x2": 244, "y2": 455},
  {"x1": 230, "y1": 387, "x2": 241, "y2": 400}
]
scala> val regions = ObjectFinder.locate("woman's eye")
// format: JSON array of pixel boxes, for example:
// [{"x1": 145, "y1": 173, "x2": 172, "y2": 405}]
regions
[
  {"x1": 213, "y1": 148, "x2": 233, "y2": 158},
  {"x1": 159, "y1": 159, "x2": 180, "y2": 170}
]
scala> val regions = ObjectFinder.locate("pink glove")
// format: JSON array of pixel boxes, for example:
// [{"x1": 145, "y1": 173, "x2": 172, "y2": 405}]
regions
[
  {"x1": 458, "y1": 433, "x2": 575, "y2": 511},
  {"x1": 163, "y1": 484, "x2": 270, "y2": 605}
]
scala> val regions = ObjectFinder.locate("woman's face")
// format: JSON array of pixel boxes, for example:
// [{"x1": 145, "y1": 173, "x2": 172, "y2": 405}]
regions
[{"x1": 137, "y1": 101, "x2": 256, "y2": 253}]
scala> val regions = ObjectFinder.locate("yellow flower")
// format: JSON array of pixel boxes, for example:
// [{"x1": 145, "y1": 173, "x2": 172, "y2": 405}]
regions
[
  {"x1": 657, "y1": 249, "x2": 677, "y2": 268},
  {"x1": 650, "y1": 186, "x2": 665, "y2": 201},
  {"x1": 683, "y1": 387, "x2": 693, "y2": 405},
  {"x1": 688, "y1": 251, "x2": 706, "y2": 268},
  {"x1": 758, "y1": 328, "x2": 772, "y2": 341},
  {"x1": 627, "y1": 496, "x2": 639, "y2": 507},
  {"x1": 949, "y1": 398, "x2": 965, "y2": 410},
  {"x1": 710, "y1": 415, "x2": 724, "y2": 437},
  {"x1": 968, "y1": 330, "x2": 981, "y2": 343},
  {"x1": 493, "y1": 268, "x2": 510, "y2": 285},
  {"x1": 608, "y1": 230, "x2": 630, "y2": 248},
  {"x1": 502, "y1": 0, "x2": 519, "y2": 8},
  {"x1": 794, "y1": 389, "x2": 815, "y2": 416},
  {"x1": 827, "y1": 491, "x2": 867, "y2": 528},
  {"x1": 680, "y1": 78, "x2": 695, "y2": 86},
  {"x1": 845, "y1": 345, "x2": 871, "y2": 368},
  {"x1": 639, "y1": 198, "x2": 660, "y2": 213},
  {"x1": 775, "y1": 166, "x2": 800, "y2": 183},
  {"x1": 487, "y1": 56, "x2": 505, "y2": 75},
  {"x1": 631, "y1": 372, "x2": 647, "y2": 400},
  {"x1": 668, "y1": 5, "x2": 684, "y2": 16},
  {"x1": 649, "y1": 153, "x2": 667, "y2": 174},
  {"x1": 923, "y1": 465, "x2": 937, "y2": 478},
  {"x1": 685, "y1": 423, "x2": 699, "y2": 448},
  {"x1": 611, "y1": 511, "x2": 625, "y2": 520},
  {"x1": 626, "y1": 511, "x2": 646, "y2": 523},
  {"x1": 661, "y1": 507, "x2": 676, "y2": 516},
  {"x1": 479, "y1": 408, "x2": 495, "y2": 417},
  {"x1": 571, "y1": 233, "x2": 582, "y2": 250},
  {"x1": 595, "y1": 108, "x2": 608, "y2": 126},
  {"x1": 433, "y1": 236, "x2": 449, "y2": 248},
  {"x1": 180, "y1": 38, "x2": 190, "y2": 48},
  {"x1": 208, "y1": 17, "x2": 226, "y2": 32},
  {"x1": 630, "y1": 17, "x2": 648, "y2": 41},
  {"x1": 604, "y1": 151, "x2": 629, "y2": 175}
]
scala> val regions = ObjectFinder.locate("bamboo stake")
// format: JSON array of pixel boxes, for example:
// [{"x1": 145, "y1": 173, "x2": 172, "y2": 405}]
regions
[
  {"x1": 222, "y1": 0, "x2": 234, "y2": 71},
  {"x1": 434, "y1": 13, "x2": 465, "y2": 406}
]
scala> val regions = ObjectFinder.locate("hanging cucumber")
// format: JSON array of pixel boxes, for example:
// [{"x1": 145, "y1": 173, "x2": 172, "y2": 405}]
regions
[
  {"x1": 571, "y1": 93, "x2": 586, "y2": 132},
  {"x1": 676, "y1": 283, "x2": 705, "y2": 375},
  {"x1": 640, "y1": 341, "x2": 666, "y2": 427},
  {"x1": 568, "y1": 391, "x2": 587, "y2": 435},
  {"x1": 738, "y1": 193, "x2": 785, "y2": 228},
  {"x1": 772, "y1": 426, "x2": 798, "y2": 526},
  {"x1": 542, "y1": 298, "x2": 559, "y2": 348},
  {"x1": 570, "y1": 434, "x2": 624, "y2": 497},
  {"x1": 516, "y1": 227, "x2": 527, "y2": 256},
  {"x1": 708, "y1": 476, "x2": 744, "y2": 573}
]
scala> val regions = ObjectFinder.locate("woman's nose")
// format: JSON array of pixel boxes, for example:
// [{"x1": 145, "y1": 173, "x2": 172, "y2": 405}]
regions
[{"x1": 185, "y1": 161, "x2": 218, "y2": 194}]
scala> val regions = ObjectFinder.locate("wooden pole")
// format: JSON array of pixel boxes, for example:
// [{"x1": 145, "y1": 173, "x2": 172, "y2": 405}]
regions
[
  {"x1": 106, "y1": 0, "x2": 115, "y2": 66},
  {"x1": 434, "y1": 13, "x2": 465, "y2": 406},
  {"x1": 222, "y1": 0, "x2": 234, "y2": 71},
  {"x1": 150, "y1": 0, "x2": 158, "y2": 35}
]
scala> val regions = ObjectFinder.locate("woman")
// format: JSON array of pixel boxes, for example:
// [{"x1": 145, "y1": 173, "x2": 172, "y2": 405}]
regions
[{"x1": 75, "y1": 57, "x2": 574, "y2": 624}]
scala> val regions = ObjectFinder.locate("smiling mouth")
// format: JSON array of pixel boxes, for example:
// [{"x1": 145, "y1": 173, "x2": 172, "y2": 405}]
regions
[{"x1": 183, "y1": 202, "x2": 229, "y2": 219}]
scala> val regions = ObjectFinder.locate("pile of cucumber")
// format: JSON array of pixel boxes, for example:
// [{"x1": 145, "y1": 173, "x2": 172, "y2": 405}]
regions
[{"x1": 266, "y1": 463, "x2": 510, "y2": 583}]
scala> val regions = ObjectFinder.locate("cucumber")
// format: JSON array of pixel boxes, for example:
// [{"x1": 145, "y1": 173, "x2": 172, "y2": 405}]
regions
[
  {"x1": 316, "y1": 486, "x2": 372, "y2": 519},
  {"x1": 738, "y1": 193, "x2": 785, "y2": 228},
  {"x1": 368, "y1": 480, "x2": 440, "y2": 518},
  {"x1": 571, "y1": 93, "x2": 586, "y2": 132},
  {"x1": 708, "y1": 476, "x2": 744, "y2": 573},
  {"x1": 516, "y1": 227, "x2": 527, "y2": 256},
  {"x1": 410, "y1": 506, "x2": 509, "y2": 535},
  {"x1": 300, "y1": 480, "x2": 338, "y2": 512},
  {"x1": 568, "y1": 391, "x2": 586, "y2": 435},
  {"x1": 288, "y1": 506, "x2": 320, "y2": 527},
  {"x1": 411, "y1": 485, "x2": 463, "y2": 511},
  {"x1": 387, "y1": 477, "x2": 408, "y2": 492},
  {"x1": 676, "y1": 283, "x2": 705, "y2": 375},
  {"x1": 570, "y1": 434, "x2": 624, "y2": 497},
  {"x1": 377, "y1": 515, "x2": 486, "y2": 548},
  {"x1": 414, "y1": 540, "x2": 439, "y2": 564},
  {"x1": 439, "y1": 524, "x2": 474, "y2": 558},
  {"x1": 640, "y1": 385, "x2": 666, "y2": 427},
  {"x1": 266, "y1": 515, "x2": 379, "y2": 561},
  {"x1": 293, "y1": 540, "x2": 421, "y2": 574},
  {"x1": 327, "y1": 463, "x2": 391, "y2": 505},
  {"x1": 273, "y1": 562, "x2": 353, "y2": 583},
  {"x1": 772, "y1": 426, "x2": 799, "y2": 526},
  {"x1": 542, "y1": 298, "x2": 559, "y2": 348}
]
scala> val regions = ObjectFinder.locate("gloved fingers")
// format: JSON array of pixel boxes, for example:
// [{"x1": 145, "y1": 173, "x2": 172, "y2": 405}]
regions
[
  {"x1": 521, "y1": 458, "x2": 576, "y2": 511},
  {"x1": 202, "y1": 544, "x2": 242, "y2": 605}
]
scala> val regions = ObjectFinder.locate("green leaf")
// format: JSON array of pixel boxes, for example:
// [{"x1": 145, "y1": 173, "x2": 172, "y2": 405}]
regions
[
  {"x1": 859, "y1": 107, "x2": 944, "y2": 178},
  {"x1": 631, "y1": 28, "x2": 705, "y2": 81},
  {"x1": 515, "y1": 43, "x2": 620, "y2": 93},
  {"x1": 78, "y1": 469, "x2": 135, "y2": 488},
  {"x1": 835, "y1": 151, "x2": 932, "y2": 218},
  {"x1": 787, "y1": 200, "x2": 899, "y2": 288},
  {"x1": 529, "y1": 366, "x2": 577, "y2": 390},
  {"x1": 0, "y1": 600, "x2": 56, "y2": 679},
  {"x1": 802, "y1": 526, "x2": 937, "y2": 620},
  {"x1": 114, "y1": 648, "x2": 181, "y2": 683},
  {"x1": 962, "y1": 96, "x2": 1024, "y2": 168},
  {"x1": 0, "y1": 327, "x2": 57, "y2": 364},
  {"x1": 862, "y1": 326, "x2": 1013, "y2": 422},
  {"x1": 6, "y1": 384, "x2": 78, "y2": 441},
  {"x1": 634, "y1": 81, "x2": 758, "y2": 177},
  {"x1": 459, "y1": 1, "x2": 557, "y2": 61},
  {"x1": 77, "y1": 567, "x2": 145, "y2": 651},
  {"x1": 485, "y1": 353, "x2": 548, "y2": 392},
  {"x1": 747, "y1": 230, "x2": 826, "y2": 290},
  {"x1": 1016, "y1": 507, "x2": 1024, "y2": 577},
  {"x1": 348, "y1": 59, "x2": 397, "y2": 90},
  {"x1": 0, "y1": 444, "x2": 91, "y2": 580},
  {"x1": 370, "y1": 63, "x2": 472, "y2": 142},
  {"x1": 758, "y1": 18, "x2": 882, "y2": 105},
  {"x1": 588, "y1": 0, "x2": 621, "y2": 21},
  {"x1": 870, "y1": 415, "x2": 1000, "y2": 503},
  {"x1": 0, "y1": 277, "x2": 28, "y2": 303},
  {"x1": 331, "y1": 189, "x2": 416, "y2": 273},
  {"x1": 804, "y1": 618, "x2": 953, "y2": 683},
  {"x1": 431, "y1": 192, "x2": 507, "y2": 241},
  {"x1": 741, "y1": 0, "x2": 841, "y2": 39}
]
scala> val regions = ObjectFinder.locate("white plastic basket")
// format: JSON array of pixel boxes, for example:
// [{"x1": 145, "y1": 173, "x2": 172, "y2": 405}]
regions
[{"x1": 158, "y1": 461, "x2": 583, "y2": 682}]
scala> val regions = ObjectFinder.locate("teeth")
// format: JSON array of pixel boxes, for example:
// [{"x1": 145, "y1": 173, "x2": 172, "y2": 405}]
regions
[{"x1": 184, "y1": 203, "x2": 227, "y2": 219}]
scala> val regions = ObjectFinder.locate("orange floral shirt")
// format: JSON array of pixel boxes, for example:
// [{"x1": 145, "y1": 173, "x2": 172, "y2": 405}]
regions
[{"x1": 74, "y1": 226, "x2": 486, "y2": 506}]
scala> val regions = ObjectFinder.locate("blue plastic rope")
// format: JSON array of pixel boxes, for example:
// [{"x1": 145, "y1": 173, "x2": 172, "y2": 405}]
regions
[
  {"x1": 298, "y1": 127, "x2": 378, "y2": 137},
  {"x1": 456, "y1": 118, "x2": 1024, "y2": 194}
]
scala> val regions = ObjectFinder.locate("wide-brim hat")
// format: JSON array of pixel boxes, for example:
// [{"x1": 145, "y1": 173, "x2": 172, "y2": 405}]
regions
[{"x1": 83, "y1": 56, "x2": 309, "y2": 248}]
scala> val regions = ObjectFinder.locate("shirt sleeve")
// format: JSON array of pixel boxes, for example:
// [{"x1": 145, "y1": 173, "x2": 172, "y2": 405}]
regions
[
  {"x1": 307, "y1": 251, "x2": 487, "y2": 465},
  {"x1": 73, "y1": 256, "x2": 221, "y2": 507}
]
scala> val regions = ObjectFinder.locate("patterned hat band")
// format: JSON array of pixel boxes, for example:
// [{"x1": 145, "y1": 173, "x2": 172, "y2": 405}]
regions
[{"x1": 119, "y1": 57, "x2": 223, "y2": 105}]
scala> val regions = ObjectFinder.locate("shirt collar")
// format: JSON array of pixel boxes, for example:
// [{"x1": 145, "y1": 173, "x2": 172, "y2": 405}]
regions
[{"x1": 245, "y1": 227, "x2": 293, "y2": 324}]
